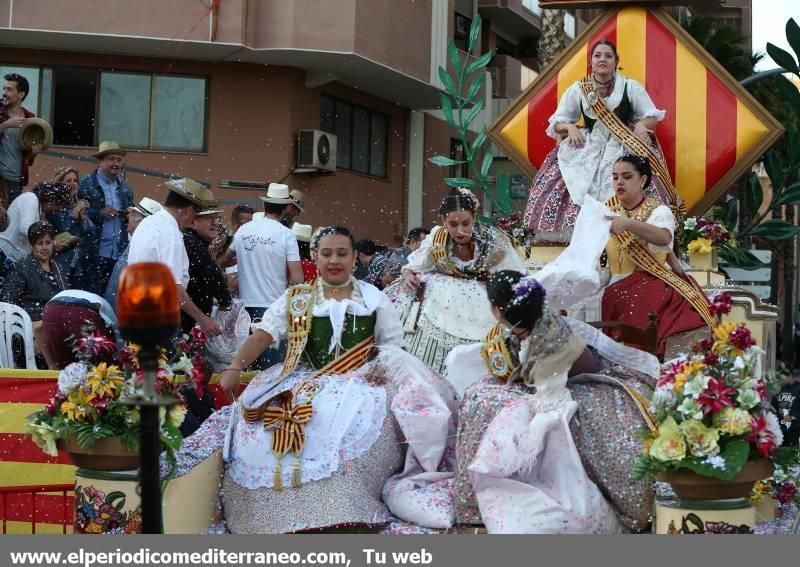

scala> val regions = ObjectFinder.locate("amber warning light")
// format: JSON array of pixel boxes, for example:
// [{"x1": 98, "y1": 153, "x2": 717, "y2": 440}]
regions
[{"x1": 116, "y1": 262, "x2": 180, "y2": 345}]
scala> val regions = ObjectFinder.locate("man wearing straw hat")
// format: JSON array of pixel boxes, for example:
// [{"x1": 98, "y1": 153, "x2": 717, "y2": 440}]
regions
[
  {"x1": 77, "y1": 140, "x2": 134, "y2": 294},
  {"x1": 218, "y1": 182, "x2": 303, "y2": 367},
  {"x1": 0, "y1": 73, "x2": 39, "y2": 217},
  {"x1": 128, "y1": 178, "x2": 223, "y2": 337},
  {"x1": 280, "y1": 188, "x2": 306, "y2": 228}
]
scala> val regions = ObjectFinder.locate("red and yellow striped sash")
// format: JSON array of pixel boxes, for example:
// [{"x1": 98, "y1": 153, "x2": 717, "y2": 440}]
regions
[
  {"x1": 480, "y1": 324, "x2": 515, "y2": 382},
  {"x1": 580, "y1": 79, "x2": 683, "y2": 212},
  {"x1": 606, "y1": 196, "x2": 714, "y2": 328}
]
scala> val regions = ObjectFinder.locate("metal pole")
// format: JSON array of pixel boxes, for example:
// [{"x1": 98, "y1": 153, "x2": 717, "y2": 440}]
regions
[{"x1": 137, "y1": 346, "x2": 163, "y2": 534}]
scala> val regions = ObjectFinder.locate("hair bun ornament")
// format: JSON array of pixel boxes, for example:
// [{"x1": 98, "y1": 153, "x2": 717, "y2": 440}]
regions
[
  {"x1": 510, "y1": 276, "x2": 545, "y2": 305},
  {"x1": 456, "y1": 187, "x2": 480, "y2": 210}
]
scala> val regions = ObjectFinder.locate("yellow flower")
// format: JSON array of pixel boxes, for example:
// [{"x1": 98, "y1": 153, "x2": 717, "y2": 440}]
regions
[
  {"x1": 680, "y1": 419, "x2": 720, "y2": 456},
  {"x1": 673, "y1": 373, "x2": 688, "y2": 392},
  {"x1": 688, "y1": 238, "x2": 713, "y2": 254},
  {"x1": 712, "y1": 407, "x2": 752, "y2": 436},
  {"x1": 86, "y1": 363, "x2": 125, "y2": 400},
  {"x1": 167, "y1": 405, "x2": 187, "y2": 429},
  {"x1": 649, "y1": 417, "x2": 687, "y2": 462},
  {"x1": 60, "y1": 392, "x2": 88, "y2": 422},
  {"x1": 712, "y1": 321, "x2": 738, "y2": 354}
]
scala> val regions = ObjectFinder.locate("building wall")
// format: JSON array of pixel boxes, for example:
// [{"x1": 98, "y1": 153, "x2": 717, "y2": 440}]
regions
[{"x1": 2, "y1": 47, "x2": 412, "y2": 244}]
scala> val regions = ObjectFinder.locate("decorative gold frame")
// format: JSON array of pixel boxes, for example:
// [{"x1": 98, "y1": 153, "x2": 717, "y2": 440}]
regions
[{"x1": 488, "y1": 6, "x2": 784, "y2": 215}]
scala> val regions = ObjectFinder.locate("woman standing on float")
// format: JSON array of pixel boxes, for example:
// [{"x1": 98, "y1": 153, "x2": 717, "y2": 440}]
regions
[
  {"x1": 525, "y1": 39, "x2": 672, "y2": 241},
  {"x1": 390, "y1": 187, "x2": 527, "y2": 376}
]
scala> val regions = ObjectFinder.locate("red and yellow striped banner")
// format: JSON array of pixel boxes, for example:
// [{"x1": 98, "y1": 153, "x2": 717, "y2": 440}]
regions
[
  {"x1": 0, "y1": 368, "x2": 253, "y2": 533},
  {"x1": 491, "y1": 6, "x2": 783, "y2": 213}
]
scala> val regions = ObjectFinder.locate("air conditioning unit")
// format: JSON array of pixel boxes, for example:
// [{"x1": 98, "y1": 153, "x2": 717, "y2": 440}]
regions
[{"x1": 296, "y1": 129, "x2": 337, "y2": 173}]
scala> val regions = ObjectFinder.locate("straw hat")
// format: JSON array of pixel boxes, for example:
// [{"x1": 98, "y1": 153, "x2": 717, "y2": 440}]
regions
[
  {"x1": 18, "y1": 118, "x2": 53, "y2": 151},
  {"x1": 196, "y1": 206, "x2": 223, "y2": 217},
  {"x1": 259, "y1": 183, "x2": 294, "y2": 204},
  {"x1": 128, "y1": 197, "x2": 163, "y2": 217},
  {"x1": 289, "y1": 189, "x2": 306, "y2": 212},
  {"x1": 92, "y1": 140, "x2": 127, "y2": 159},
  {"x1": 291, "y1": 223, "x2": 313, "y2": 243},
  {"x1": 165, "y1": 178, "x2": 218, "y2": 209}
]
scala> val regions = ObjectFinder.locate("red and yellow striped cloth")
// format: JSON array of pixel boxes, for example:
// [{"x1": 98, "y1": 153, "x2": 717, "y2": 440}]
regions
[
  {"x1": 495, "y1": 6, "x2": 781, "y2": 213},
  {"x1": 0, "y1": 369, "x2": 250, "y2": 533}
]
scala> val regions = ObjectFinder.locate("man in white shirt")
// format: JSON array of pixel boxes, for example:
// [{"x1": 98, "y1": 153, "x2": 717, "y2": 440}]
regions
[
  {"x1": 218, "y1": 183, "x2": 303, "y2": 367},
  {"x1": 128, "y1": 178, "x2": 222, "y2": 337}
]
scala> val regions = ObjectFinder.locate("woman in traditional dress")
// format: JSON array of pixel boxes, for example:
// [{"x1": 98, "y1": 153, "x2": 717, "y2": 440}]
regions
[
  {"x1": 601, "y1": 154, "x2": 710, "y2": 356},
  {"x1": 388, "y1": 188, "x2": 527, "y2": 375},
  {"x1": 450, "y1": 270, "x2": 660, "y2": 533},
  {"x1": 525, "y1": 39, "x2": 672, "y2": 241},
  {"x1": 172, "y1": 226, "x2": 457, "y2": 533}
]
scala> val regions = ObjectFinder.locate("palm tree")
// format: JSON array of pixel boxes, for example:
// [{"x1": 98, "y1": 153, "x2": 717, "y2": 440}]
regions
[{"x1": 539, "y1": 9, "x2": 567, "y2": 69}]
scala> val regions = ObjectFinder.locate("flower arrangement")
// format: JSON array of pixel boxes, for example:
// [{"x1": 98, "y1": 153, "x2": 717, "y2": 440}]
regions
[
  {"x1": 27, "y1": 325, "x2": 209, "y2": 460},
  {"x1": 493, "y1": 212, "x2": 530, "y2": 246},
  {"x1": 752, "y1": 446, "x2": 800, "y2": 507},
  {"x1": 680, "y1": 216, "x2": 732, "y2": 255},
  {"x1": 633, "y1": 293, "x2": 782, "y2": 481}
]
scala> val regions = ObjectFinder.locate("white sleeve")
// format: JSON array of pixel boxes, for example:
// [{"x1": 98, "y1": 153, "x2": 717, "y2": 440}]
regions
[
  {"x1": 546, "y1": 83, "x2": 583, "y2": 139},
  {"x1": 492, "y1": 233, "x2": 528, "y2": 273},
  {"x1": 165, "y1": 234, "x2": 189, "y2": 285},
  {"x1": 374, "y1": 293, "x2": 404, "y2": 347},
  {"x1": 252, "y1": 292, "x2": 289, "y2": 342},
  {"x1": 629, "y1": 79, "x2": 666, "y2": 122},
  {"x1": 19, "y1": 194, "x2": 40, "y2": 238},
  {"x1": 285, "y1": 231, "x2": 300, "y2": 262},
  {"x1": 229, "y1": 232, "x2": 239, "y2": 254},
  {"x1": 646, "y1": 205, "x2": 676, "y2": 253},
  {"x1": 402, "y1": 228, "x2": 438, "y2": 274}
]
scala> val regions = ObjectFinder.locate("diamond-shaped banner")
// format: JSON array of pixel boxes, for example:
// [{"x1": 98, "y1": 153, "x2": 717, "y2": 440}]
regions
[{"x1": 489, "y1": 6, "x2": 784, "y2": 213}]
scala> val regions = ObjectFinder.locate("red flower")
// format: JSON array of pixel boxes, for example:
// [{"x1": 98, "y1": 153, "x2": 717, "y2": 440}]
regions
[
  {"x1": 745, "y1": 413, "x2": 778, "y2": 458},
  {"x1": 728, "y1": 326, "x2": 756, "y2": 351},
  {"x1": 775, "y1": 483, "x2": 798, "y2": 505},
  {"x1": 709, "y1": 293, "x2": 733, "y2": 317},
  {"x1": 45, "y1": 398, "x2": 58, "y2": 416},
  {"x1": 177, "y1": 340, "x2": 190, "y2": 353},
  {"x1": 91, "y1": 396, "x2": 112, "y2": 416},
  {"x1": 703, "y1": 352, "x2": 720, "y2": 365},
  {"x1": 697, "y1": 378, "x2": 736, "y2": 415},
  {"x1": 190, "y1": 326, "x2": 208, "y2": 346},
  {"x1": 191, "y1": 364, "x2": 207, "y2": 397}
]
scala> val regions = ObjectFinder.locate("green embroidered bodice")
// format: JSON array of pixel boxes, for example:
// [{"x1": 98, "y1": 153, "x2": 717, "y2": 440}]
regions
[{"x1": 302, "y1": 313, "x2": 377, "y2": 369}]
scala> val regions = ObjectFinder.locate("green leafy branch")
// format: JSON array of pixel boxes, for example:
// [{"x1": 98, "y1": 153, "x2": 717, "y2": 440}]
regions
[
  {"x1": 723, "y1": 18, "x2": 800, "y2": 268},
  {"x1": 428, "y1": 15, "x2": 512, "y2": 218}
]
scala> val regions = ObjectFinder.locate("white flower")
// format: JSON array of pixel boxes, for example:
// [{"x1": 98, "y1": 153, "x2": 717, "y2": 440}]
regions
[
  {"x1": 684, "y1": 375, "x2": 711, "y2": 399},
  {"x1": 170, "y1": 354, "x2": 193, "y2": 374},
  {"x1": 168, "y1": 405, "x2": 187, "y2": 429},
  {"x1": 57, "y1": 363, "x2": 88, "y2": 394},
  {"x1": 677, "y1": 398, "x2": 704, "y2": 420},
  {"x1": 684, "y1": 218, "x2": 698, "y2": 230},
  {"x1": 773, "y1": 466, "x2": 788, "y2": 484},
  {"x1": 764, "y1": 411, "x2": 784, "y2": 447},
  {"x1": 650, "y1": 386, "x2": 675, "y2": 413},
  {"x1": 733, "y1": 356, "x2": 745, "y2": 370},
  {"x1": 704, "y1": 454, "x2": 726, "y2": 470},
  {"x1": 737, "y1": 389, "x2": 760, "y2": 409}
]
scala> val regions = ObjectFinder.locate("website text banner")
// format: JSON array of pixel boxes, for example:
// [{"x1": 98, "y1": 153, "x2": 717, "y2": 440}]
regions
[{"x1": 0, "y1": 534, "x2": 790, "y2": 567}]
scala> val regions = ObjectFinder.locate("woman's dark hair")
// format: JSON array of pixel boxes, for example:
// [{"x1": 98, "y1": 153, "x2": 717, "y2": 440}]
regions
[
  {"x1": 32, "y1": 181, "x2": 72, "y2": 209},
  {"x1": 354, "y1": 239, "x2": 377, "y2": 256},
  {"x1": 231, "y1": 204, "x2": 254, "y2": 225},
  {"x1": 311, "y1": 225, "x2": 356, "y2": 251},
  {"x1": 591, "y1": 39, "x2": 619, "y2": 60},
  {"x1": 486, "y1": 270, "x2": 546, "y2": 331},
  {"x1": 439, "y1": 187, "x2": 479, "y2": 217},
  {"x1": 27, "y1": 221, "x2": 56, "y2": 246},
  {"x1": 615, "y1": 154, "x2": 653, "y2": 189}
]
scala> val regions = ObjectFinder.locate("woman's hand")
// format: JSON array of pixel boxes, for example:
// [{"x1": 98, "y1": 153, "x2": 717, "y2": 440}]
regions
[
  {"x1": 73, "y1": 198, "x2": 89, "y2": 219},
  {"x1": 565, "y1": 124, "x2": 585, "y2": 148},
  {"x1": 607, "y1": 215, "x2": 630, "y2": 235},
  {"x1": 633, "y1": 121, "x2": 653, "y2": 143},
  {"x1": 402, "y1": 270, "x2": 421, "y2": 292},
  {"x1": 221, "y1": 369, "x2": 242, "y2": 402}
]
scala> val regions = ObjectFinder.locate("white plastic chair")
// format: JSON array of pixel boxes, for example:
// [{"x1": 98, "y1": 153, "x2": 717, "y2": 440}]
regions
[{"x1": 0, "y1": 302, "x2": 37, "y2": 369}]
